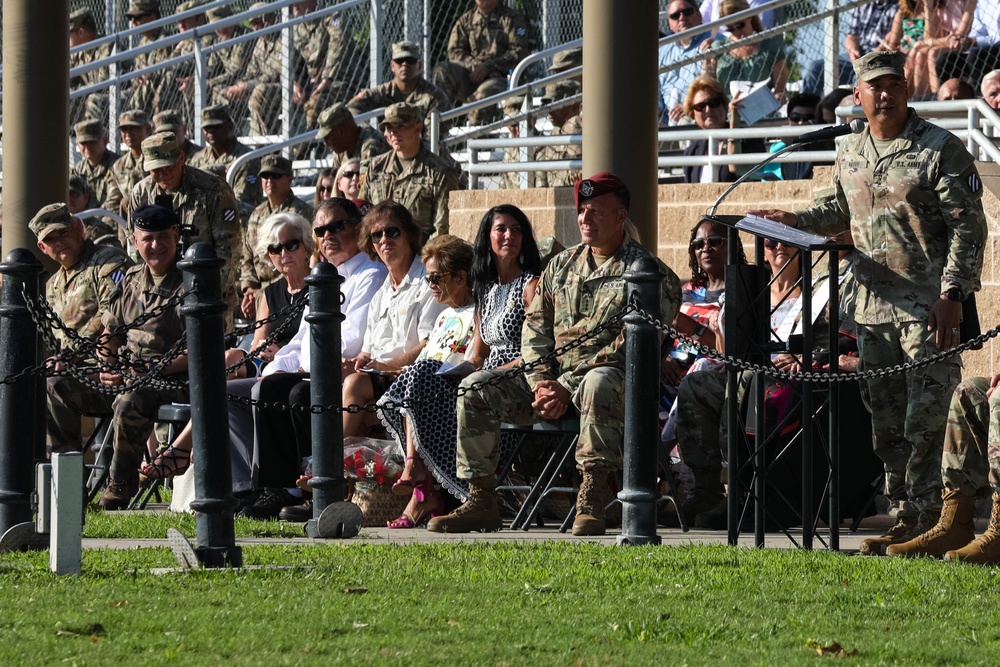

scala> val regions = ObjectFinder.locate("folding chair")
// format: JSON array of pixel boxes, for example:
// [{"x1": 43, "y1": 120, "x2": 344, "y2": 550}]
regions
[
  {"x1": 129, "y1": 404, "x2": 191, "y2": 510},
  {"x1": 85, "y1": 417, "x2": 113, "y2": 505}
]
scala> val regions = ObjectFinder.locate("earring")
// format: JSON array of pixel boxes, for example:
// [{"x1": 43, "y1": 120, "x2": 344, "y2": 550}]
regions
[{"x1": 518, "y1": 252, "x2": 524, "y2": 264}]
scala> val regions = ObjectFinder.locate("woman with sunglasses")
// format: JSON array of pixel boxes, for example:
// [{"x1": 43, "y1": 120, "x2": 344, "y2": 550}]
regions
[
  {"x1": 313, "y1": 167, "x2": 335, "y2": 209},
  {"x1": 333, "y1": 158, "x2": 362, "y2": 199},
  {"x1": 376, "y1": 206, "x2": 542, "y2": 528},
  {"x1": 682, "y1": 75, "x2": 764, "y2": 183},
  {"x1": 703, "y1": 0, "x2": 787, "y2": 102}
]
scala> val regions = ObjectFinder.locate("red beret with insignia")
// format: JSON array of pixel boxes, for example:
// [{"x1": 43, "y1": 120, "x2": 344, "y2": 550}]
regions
[{"x1": 574, "y1": 172, "x2": 630, "y2": 210}]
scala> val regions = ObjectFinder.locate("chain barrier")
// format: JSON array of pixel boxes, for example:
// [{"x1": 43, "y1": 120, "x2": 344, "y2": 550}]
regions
[{"x1": 224, "y1": 297, "x2": 310, "y2": 376}]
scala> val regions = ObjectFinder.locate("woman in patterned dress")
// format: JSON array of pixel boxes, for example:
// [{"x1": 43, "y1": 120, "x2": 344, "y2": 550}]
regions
[{"x1": 377, "y1": 205, "x2": 541, "y2": 528}]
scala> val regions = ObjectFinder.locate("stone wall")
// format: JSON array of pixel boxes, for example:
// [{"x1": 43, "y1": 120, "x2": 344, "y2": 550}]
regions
[{"x1": 448, "y1": 169, "x2": 1000, "y2": 379}]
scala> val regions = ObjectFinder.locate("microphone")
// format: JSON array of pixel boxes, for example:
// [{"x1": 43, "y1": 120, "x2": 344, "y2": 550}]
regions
[{"x1": 792, "y1": 118, "x2": 866, "y2": 145}]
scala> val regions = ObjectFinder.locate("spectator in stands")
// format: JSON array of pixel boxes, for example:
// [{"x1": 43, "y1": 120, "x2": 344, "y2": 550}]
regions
[
  {"x1": 981, "y1": 69, "x2": 1000, "y2": 108},
  {"x1": 762, "y1": 92, "x2": 820, "y2": 181},
  {"x1": 153, "y1": 110, "x2": 201, "y2": 157},
  {"x1": 67, "y1": 176, "x2": 91, "y2": 217},
  {"x1": 188, "y1": 104, "x2": 263, "y2": 220},
  {"x1": 376, "y1": 207, "x2": 541, "y2": 529},
  {"x1": 105, "y1": 110, "x2": 152, "y2": 219},
  {"x1": 240, "y1": 155, "x2": 314, "y2": 320},
  {"x1": 937, "y1": 77, "x2": 976, "y2": 100},
  {"x1": 303, "y1": 2, "x2": 358, "y2": 129},
  {"x1": 334, "y1": 158, "x2": 362, "y2": 199},
  {"x1": 704, "y1": 0, "x2": 787, "y2": 101},
  {"x1": 291, "y1": 0, "x2": 332, "y2": 128},
  {"x1": 803, "y1": 0, "x2": 897, "y2": 94},
  {"x1": 432, "y1": 0, "x2": 532, "y2": 125},
  {"x1": 681, "y1": 75, "x2": 764, "y2": 183},
  {"x1": 699, "y1": 0, "x2": 779, "y2": 31},
  {"x1": 886, "y1": 0, "x2": 977, "y2": 98},
  {"x1": 937, "y1": 1, "x2": 999, "y2": 87},
  {"x1": 68, "y1": 175, "x2": 120, "y2": 249},
  {"x1": 660, "y1": 0, "x2": 713, "y2": 125},
  {"x1": 361, "y1": 102, "x2": 461, "y2": 240},
  {"x1": 157, "y1": 0, "x2": 215, "y2": 126},
  {"x1": 72, "y1": 119, "x2": 119, "y2": 215},
  {"x1": 316, "y1": 103, "x2": 391, "y2": 171},
  {"x1": 205, "y1": 5, "x2": 252, "y2": 104},
  {"x1": 314, "y1": 168, "x2": 336, "y2": 209},
  {"x1": 124, "y1": 0, "x2": 171, "y2": 113},
  {"x1": 68, "y1": 7, "x2": 112, "y2": 125},
  {"x1": 817, "y1": 87, "x2": 853, "y2": 124},
  {"x1": 534, "y1": 81, "x2": 582, "y2": 188},
  {"x1": 349, "y1": 41, "x2": 451, "y2": 127}
]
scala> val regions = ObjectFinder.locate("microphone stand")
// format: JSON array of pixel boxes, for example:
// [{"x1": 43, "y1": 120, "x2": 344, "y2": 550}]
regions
[{"x1": 708, "y1": 139, "x2": 816, "y2": 217}]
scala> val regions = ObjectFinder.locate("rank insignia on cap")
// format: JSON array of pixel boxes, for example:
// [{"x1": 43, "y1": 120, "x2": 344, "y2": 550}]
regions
[{"x1": 579, "y1": 181, "x2": 594, "y2": 197}]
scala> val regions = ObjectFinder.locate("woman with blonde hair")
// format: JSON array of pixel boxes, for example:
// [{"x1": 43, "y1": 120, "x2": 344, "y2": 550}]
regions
[
  {"x1": 703, "y1": 0, "x2": 787, "y2": 101},
  {"x1": 333, "y1": 158, "x2": 362, "y2": 199}
]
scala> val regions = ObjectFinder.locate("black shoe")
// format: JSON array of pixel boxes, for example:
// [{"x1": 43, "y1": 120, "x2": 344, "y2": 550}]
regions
[
  {"x1": 278, "y1": 500, "x2": 313, "y2": 522},
  {"x1": 239, "y1": 488, "x2": 301, "y2": 520}
]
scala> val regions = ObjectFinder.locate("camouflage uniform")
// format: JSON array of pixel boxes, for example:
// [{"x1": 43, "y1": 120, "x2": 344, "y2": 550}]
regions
[
  {"x1": 242, "y1": 32, "x2": 292, "y2": 135},
  {"x1": 454, "y1": 237, "x2": 682, "y2": 478},
  {"x1": 72, "y1": 147, "x2": 120, "y2": 213},
  {"x1": 129, "y1": 166, "x2": 242, "y2": 312},
  {"x1": 795, "y1": 109, "x2": 987, "y2": 515},
  {"x1": 293, "y1": 16, "x2": 330, "y2": 128},
  {"x1": 156, "y1": 23, "x2": 216, "y2": 126},
  {"x1": 433, "y1": 2, "x2": 530, "y2": 124},
  {"x1": 348, "y1": 78, "x2": 452, "y2": 128},
  {"x1": 360, "y1": 144, "x2": 460, "y2": 240},
  {"x1": 206, "y1": 26, "x2": 251, "y2": 101},
  {"x1": 187, "y1": 141, "x2": 262, "y2": 220},
  {"x1": 535, "y1": 112, "x2": 583, "y2": 188},
  {"x1": 303, "y1": 14, "x2": 354, "y2": 128},
  {"x1": 240, "y1": 192, "x2": 313, "y2": 291},
  {"x1": 69, "y1": 40, "x2": 113, "y2": 126},
  {"x1": 128, "y1": 30, "x2": 173, "y2": 112},
  {"x1": 939, "y1": 377, "x2": 1000, "y2": 497},
  {"x1": 328, "y1": 124, "x2": 390, "y2": 172},
  {"x1": 46, "y1": 262, "x2": 187, "y2": 469},
  {"x1": 105, "y1": 150, "x2": 147, "y2": 218}
]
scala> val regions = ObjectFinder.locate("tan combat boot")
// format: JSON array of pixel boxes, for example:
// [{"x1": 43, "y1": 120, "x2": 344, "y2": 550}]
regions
[
  {"x1": 572, "y1": 467, "x2": 614, "y2": 537},
  {"x1": 946, "y1": 492, "x2": 1000, "y2": 564},
  {"x1": 426, "y1": 476, "x2": 502, "y2": 533},
  {"x1": 886, "y1": 489, "x2": 976, "y2": 558}
]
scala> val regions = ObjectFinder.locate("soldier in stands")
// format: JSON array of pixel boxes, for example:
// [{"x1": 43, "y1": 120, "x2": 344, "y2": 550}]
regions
[{"x1": 187, "y1": 104, "x2": 263, "y2": 220}]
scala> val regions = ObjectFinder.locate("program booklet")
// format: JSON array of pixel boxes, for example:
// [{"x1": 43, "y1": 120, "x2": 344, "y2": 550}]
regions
[{"x1": 730, "y1": 79, "x2": 780, "y2": 126}]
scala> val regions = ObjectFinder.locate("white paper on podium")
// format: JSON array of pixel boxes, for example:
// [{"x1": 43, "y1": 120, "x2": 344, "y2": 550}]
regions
[
  {"x1": 730, "y1": 79, "x2": 780, "y2": 126},
  {"x1": 736, "y1": 214, "x2": 832, "y2": 249}
]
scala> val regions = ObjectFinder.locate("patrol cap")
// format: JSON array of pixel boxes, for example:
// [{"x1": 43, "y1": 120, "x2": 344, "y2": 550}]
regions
[
  {"x1": 119, "y1": 109, "x2": 150, "y2": 127},
  {"x1": 29, "y1": 203, "x2": 75, "y2": 241},
  {"x1": 548, "y1": 47, "x2": 582, "y2": 72},
  {"x1": 503, "y1": 95, "x2": 526, "y2": 117},
  {"x1": 249, "y1": 1, "x2": 272, "y2": 12},
  {"x1": 125, "y1": 0, "x2": 160, "y2": 18},
  {"x1": 141, "y1": 132, "x2": 181, "y2": 170},
  {"x1": 69, "y1": 174, "x2": 90, "y2": 196},
  {"x1": 391, "y1": 40, "x2": 421, "y2": 60},
  {"x1": 69, "y1": 7, "x2": 94, "y2": 31},
  {"x1": 853, "y1": 50, "x2": 906, "y2": 83},
  {"x1": 575, "y1": 172, "x2": 630, "y2": 210},
  {"x1": 206, "y1": 5, "x2": 232, "y2": 21},
  {"x1": 132, "y1": 204, "x2": 180, "y2": 231},
  {"x1": 201, "y1": 103, "x2": 233, "y2": 127},
  {"x1": 541, "y1": 80, "x2": 581, "y2": 104},
  {"x1": 379, "y1": 102, "x2": 422, "y2": 128},
  {"x1": 74, "y1": 118, "x2": 106, "y2": 142},
  {"x1": 259, "y1": 154, "x2": 292, "y2": 178},
  {"x1": 153, "y1": 109, "x2": 183, "y2": 132},
  {"x1": 175, "y1": 0, "x2": 205, "y2": 14},
  {"x1": 316, "y1": 103, "x2": 354, "y2": 138}
]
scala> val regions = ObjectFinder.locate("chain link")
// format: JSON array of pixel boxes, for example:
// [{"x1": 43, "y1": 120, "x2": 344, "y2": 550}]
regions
[{"x1": 224, "y1": 297, "x2": 309, "y2": 375}]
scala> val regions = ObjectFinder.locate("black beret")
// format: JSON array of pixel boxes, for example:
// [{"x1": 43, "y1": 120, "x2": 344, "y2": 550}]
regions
[{"x1": 132, "y1": 204, "x2": 180, "y2": 231}]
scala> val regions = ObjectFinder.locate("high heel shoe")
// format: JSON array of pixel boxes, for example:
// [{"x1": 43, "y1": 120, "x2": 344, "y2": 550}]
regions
[
  {"x1": 139, "y1": 443, "x2": 191, "y2": 480},
  {"x1": 387, "y1": 477, "x2": 444, "y2": 529},
  {"x1": 391, "y1": 455, "x2": 422, "y2": 496}
]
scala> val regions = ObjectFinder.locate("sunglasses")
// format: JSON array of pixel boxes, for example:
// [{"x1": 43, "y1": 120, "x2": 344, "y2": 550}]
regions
[
  {"x1": 727, "y1": 20, "x2": 746, "y2": 32},
  {"x1": 260, "y1": 172, "x2": 286, "y2": 180},
  {"x1": 314, "y1": 219, "x2": 353, "y2": 236},
  {"x1": 318, "y1": 184, "x2": 334, "y2": 193},
  {"x1": 393, "y1": 57, "x2": 419, "y2": 65},
  {"x1": 267, "y1": 238, "x2": 302, "y2": 255},
  {"x1": 788, "y1": 113, "x2": 815, "y2": 124},
  {"x1": 341, "y1": 170, "x2": 361, "y2": 179},
  {"x1": 669, "y1": 6, "x2": 696, "y2": 20},
  {"x1": 424, "y1": 271, "x2": 453, "y2": 286},
  {"x1": 692, "y1": 97, "x2": 725, "y2": 113},
  {"x1": 764, "y1": 239, "x2": 785, "y2": 249},
  {"x1": 690, "y1": 235, "x2": 725, "y2": 251},
  {"x1": 369, "y1": 226, "x2": 402, "y2": 243}
]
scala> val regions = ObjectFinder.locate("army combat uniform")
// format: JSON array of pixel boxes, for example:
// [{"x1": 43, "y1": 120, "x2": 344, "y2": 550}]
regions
[
  {"x1": 187, "y1": 140, "x2": 262, "y2": 220},
  {"x1": 328, "y1": 124, "x2": 390, "y2": 172},
  {"x1": 454, "y1": 236, "x2": 681, "y2": 479},
  {"x1": 795, "y1": 109, "x2": 987, "y2": 516},
  {"x1": 105, "y1": 149, "x2": 147, "y2": 219},
  {"x1": 240, "y1": 192, "x2": 313, "y2": 292},
  {"x1": 360, "y1": 144, "x2": 460, "y2": 240},
  {"x1": 348, "y1": 78, "x2": 452, "y2": 128}
]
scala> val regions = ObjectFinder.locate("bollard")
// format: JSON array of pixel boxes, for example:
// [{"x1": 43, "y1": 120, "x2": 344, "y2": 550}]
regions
[
  {"x1": 178, "y1": 243, "x2": 242, "y2": 567},
  {"x1": 618, "y1": 256, "x2": 664, "y2": 546},
  {"x1": 304, "y1": 262, "x2": 361, "y2": 538},
  {"x1": 49, "y1": 452, "x2": 83, "y2": 575},
  {"x1": 0, "y1": 249, "x2": 44, "y2": 543}
]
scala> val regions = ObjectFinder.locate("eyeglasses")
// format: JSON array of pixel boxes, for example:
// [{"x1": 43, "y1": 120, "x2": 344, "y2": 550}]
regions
[
  {"x1": 424, "y1": 272, "x2": 453, "y2": 286},
  {"x1": 669, "y1": 6, "x2": 696, "y2": 20},
  {"x1": 260, "y1": 173, "x2": 286, "y2": 180},
  {"x1": 788, "y1": 113, "x2": 815, "y2": 124},
  {"x1": 369, "y1": 226, "x2": 402, "y2": 243},
  {"x1": 267, "y1": 238, "x2": 302, "y2": 255},
  {"x1": 393, "y1": 57, "x2": 419, "y2": 66},
  {"x1": 341, "y1": 170, "x2": 360, "y2": 179},
  {"x1": 764, "y1": 239, "x2": 785, "y2": 249},
  {"x1": 314, "y1": 219, "x2": 353, "y2": 236},
  {"x1": 692, "y1": 97, "x2": 725, "y2": 113},
  {"x1": 318, "y1": 184, "x2": 334, "y2": 193},
  {"x1": 727, "y1": 20, "x2": 746, "y2": 32},
  {"x1": 690, "y1": 235, "x2": 725, "y2": 251}
]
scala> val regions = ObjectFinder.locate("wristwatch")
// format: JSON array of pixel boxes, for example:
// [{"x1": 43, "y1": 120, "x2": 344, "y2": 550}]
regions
[{"x1": 942, "y1": 288, "x2": 963, "y2": 302}]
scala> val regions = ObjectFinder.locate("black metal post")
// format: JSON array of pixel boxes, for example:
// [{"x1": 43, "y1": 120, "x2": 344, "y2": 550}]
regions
[
  {"x1": 754, "y1": 238, "x2": 766, "y2": 548},
  {"x1": 725, "y1": 227, "x2": 741, "y2": 546},
  {"x1": 304, "y1": 262, "x2": 346, "y2": 538},
  {"x1": 178, "y1": 243, "x2": 241, "y2": 568},
  {"x1": 0, "y1": 249, "x2": 44, "y2": 538},
  {"x1": 828, "y1": 250, "x2": 841, "y2": 551},
  {"x1": 618, "y1": 256, "x2": 663, "y2": 546},
  {"x1": 801, "y1": 254, "x2": 814, "y2": 549}
]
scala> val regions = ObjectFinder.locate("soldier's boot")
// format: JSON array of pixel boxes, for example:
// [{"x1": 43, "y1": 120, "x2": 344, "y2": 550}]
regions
[
  {"x1": 886, "y1": 489, "x2": 976, "y2": 558},
  {"x1": 946, "y1": 493, "x2": 1000, "y2": 564},
  {"x1": 859, "y1": 507, "x2": 941, "y2": 556},
  {"x1": 572, "y1": 466, "x2": 614, "y2": 537},
  {"x1": 678, "y1": 465, "x2": 726, "y2": 528},
  {"x1": 98, "y1": 477, "x2": 139, "y2": 511},
  {"x1": 426, "y1": 476, "x2": 502, "y2": 533}
]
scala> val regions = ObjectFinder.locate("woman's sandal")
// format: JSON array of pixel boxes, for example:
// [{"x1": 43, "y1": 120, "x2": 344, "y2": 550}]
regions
[
  {"x1": 139, "y1": 443, "x2": 192, "y2": 481},
  {"x1": 387, "y1": 478, "x2": 444, "y2": 529},
  {"x1": 391, "y1": 455, "x2": 424, "y2": 497}
]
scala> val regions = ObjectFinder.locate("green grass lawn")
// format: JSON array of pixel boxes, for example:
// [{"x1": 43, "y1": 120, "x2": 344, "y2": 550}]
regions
[{"x1": 2, "y1": 523, "x2": 1000, "y2": 665}]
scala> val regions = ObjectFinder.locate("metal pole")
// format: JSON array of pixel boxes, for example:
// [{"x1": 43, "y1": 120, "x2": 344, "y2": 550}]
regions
[
  {"x1": 178, "y1": 243, "x2": 242, "y2": 568},
  {"x1": 725, "y1": 227, "x2": 741, "y2": 546},
  {"x1": 0, "y1": 249, "x2": 45, "y2": 536},
  {"x1": 422, "y1": 0, "x2": 431, "y2": 75},
  {"x1": 281, "y1": 4, "x2": 293, "y2": 147},
  {"x1": 618, "y1": 256, "x2": 663, "y2": 546},
  {"x1": 801, "y1": 252, "x2": 814, "y2": 549},
  {"x1": 828, "y1": 250, "x2": 841, "y2": 551},
  {"x1": 429, "y1": 110, "x2": 441, "y2": 154},
  {"x1": 369, "y1": 0, "x2": 383, "y2": 89},
  {"x1": 754, "y1": 239, "x2": 766, "y2": 548},
  {"x1": 193, "y1": 35, "x2": 207, "y2": 140},
  {"x1": 822, "y1": 0, "x2": 839, "y2": 95},
  {"x1": 49, "y1": 452, "x2": 84, "y2": 576}
]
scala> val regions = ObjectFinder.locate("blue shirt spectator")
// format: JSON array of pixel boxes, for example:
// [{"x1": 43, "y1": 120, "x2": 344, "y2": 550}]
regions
[{"x1": 660, "y1": 0, "x2": 713, "y2": 125}]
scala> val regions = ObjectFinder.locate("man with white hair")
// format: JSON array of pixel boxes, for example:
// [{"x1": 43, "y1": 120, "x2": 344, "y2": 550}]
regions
[{"x1": 981, "y1": 70, "x2": 1000, "y2": 109}]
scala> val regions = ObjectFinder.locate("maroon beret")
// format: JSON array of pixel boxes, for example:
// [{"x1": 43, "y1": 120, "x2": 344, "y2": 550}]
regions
[
  {"x1": 351, "y1": 198, "x2": 374, "y2": 216},
  {"x1": 574, "y1": 172, "x2": 629, "y2": 209}
]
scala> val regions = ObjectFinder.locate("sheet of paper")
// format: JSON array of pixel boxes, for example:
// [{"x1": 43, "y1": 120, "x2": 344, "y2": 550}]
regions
[
  {"x1": 436, "y1": 360, "x2": 477, "y2": 377},
  {"x1": 730, "y1": 79, "x2": 780, "y2": 126}
]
